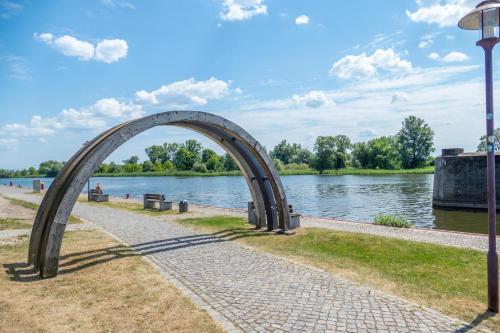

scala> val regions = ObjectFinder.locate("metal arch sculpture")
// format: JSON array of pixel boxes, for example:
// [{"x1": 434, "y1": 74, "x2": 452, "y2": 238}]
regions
[{"x1": 28, "y1": 111, "x2": 292, "y2": 278}]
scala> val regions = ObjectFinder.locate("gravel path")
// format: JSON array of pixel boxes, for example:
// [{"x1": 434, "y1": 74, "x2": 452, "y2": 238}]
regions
[{"x1": 0, "y1": 186, "x2": 489, "y2": 332}]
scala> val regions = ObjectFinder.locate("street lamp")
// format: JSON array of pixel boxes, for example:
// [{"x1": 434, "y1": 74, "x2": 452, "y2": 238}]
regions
[{"x1": 459, "y1": 0, "x2": 500, "y2": 313}]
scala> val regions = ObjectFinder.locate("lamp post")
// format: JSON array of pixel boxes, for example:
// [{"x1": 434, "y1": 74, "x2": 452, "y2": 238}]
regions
[{"x1": 459, "y1": 0, "x2": 499, "y2": 313}]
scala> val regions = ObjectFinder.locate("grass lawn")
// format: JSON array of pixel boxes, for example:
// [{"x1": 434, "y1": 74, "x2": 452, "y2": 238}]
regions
[
  {"x1": 0, "y1": 218, "x2": 31, "y2": 230},
  {"x1": 0, "y1": 230, "x2": 224, "y2": 333},
  {"x1": 6, "y1": 196, "x2": 83, "y2": 224},
  {"x1": 179, "y1": 216, "x2": 499, "y2": 332},
  {"x1": 80, "y1": 198, "x2": 182, "y2": 217}
]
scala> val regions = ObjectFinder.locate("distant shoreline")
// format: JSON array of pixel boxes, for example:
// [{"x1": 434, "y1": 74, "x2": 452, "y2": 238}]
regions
[{"x1": 3, "y1": 166, "x2": 435, "y2": 179}]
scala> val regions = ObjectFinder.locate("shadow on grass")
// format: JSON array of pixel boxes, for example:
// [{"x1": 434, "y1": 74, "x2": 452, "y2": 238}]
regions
[
  {"x1": 3, "y1": 227, "x2": 273, "y2": 282},
  {"x1": 454, "y1": 310, "x2": 496, "y2": 332}
]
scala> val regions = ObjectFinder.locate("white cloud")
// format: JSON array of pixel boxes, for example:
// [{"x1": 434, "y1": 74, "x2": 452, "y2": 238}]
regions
[
  {"x1": 391, "y1": 92, "x2": 410, "y2": 104},
  {"x1": 292, "y1": 90, "x2": 334, "y2": 108},
  {"x1": 34, "y1": 32, "x2": 54, "y2": 43},
  {"x1": 442, "y1": 51, "x2": 469, "y2": 62},
  {"x1": 53, "y1": 35, "x2": 95, "y2": 60},
  {"x1": 101, "y1": 0, "x2": 134, "y2": 9},
  {"x1": 428, "y1": 52, "x2": 440, "y2": 60},
  {"x1": 232, "y1": 63, "x2": 483, "y2": 156},
  {"x1": 406, "y1": 0, "x2": 474, "y2": 27},
  {"x1": 419, "y1": 41, "x2": 431, "y2": 48},
  {"x1": 94, "y1": 39, "x2": 128, "y2": 63},
  {"x1": 359, "y1": 129, "x2": 377, "y2": 138},
  {"x1": 1, "y1": 122, "x2": 57, "y2": 138},
  {"x1": 135, "y1": 77, "x2": 231, "y2": 107},
  {"x1": 34, "y1": 32, "x2": 128, "y2": 63},
  {"x1": 295, "y1": 15, "x2": 309, "y2": 25},
  {"x1": 0, "y1": 98, "x2": 144, "y2": 143},
  {"x1": 0, "y1": 1, "x2": 22, "y2": 19},
  {"x1": 0, "y1": 76, "x2": 236, "y2": 146},
  {"x1": 220, "y1": 0, "x2": 267, "y2": 21},
  {"x1": 0, "y1": 138, "x2": 17, "y2": 151},
  {"x1": 329, "y1": 48, "x2": 412, "y2": 80},
  {"x1": 1, "y1": 55, "x2": 31, "y2": 80}
]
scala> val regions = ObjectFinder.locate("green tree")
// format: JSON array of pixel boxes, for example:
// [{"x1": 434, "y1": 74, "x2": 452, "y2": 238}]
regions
[
  {"x1": 333, "y1": 135, "x2": 351, "y2": 169},
  {"x1": 221, "y1": 153, "x2": 238, "y2": 171},
  {"x1": 142, "y1": 160, "x2": 154, "y2": 172},
  {"x1": 163, "y1": 160, "x2": 174, "y2": 170},
  {"x1": 351, "y1": 142, "x2": 371, "y2": 168},
  {"x1": 153, "y1": 160, "x2": 164, "y2": 172},
  {"x1": 313, "y1": 136, "x2": 351, "y2": 172},
  {"x1": 192, "y1": 161, "x2": 208, "y2": 173},
  {"x1": 477, "y1": 128, "x2": 500, "y2": 152},
  {"x1": 370, "y1": 136, "x2": 399, "y2": 169},
  {"x1": 28, "y1": 167, "x2": 37, "y2": 175},
  {"x1": 270, "y1": 140, "x2": 314, "y2": 165},
  {"x1": 206, "y1": 155, "x2": 222, "y2": 171},
  {"x1": 175, "y1": 147, "x2": 197, "y2": 170},
  {"x1": 163, "y1": 143, "x2": 180, "y2": 162},
  {"x1": 272, "y1": 158, "x2": 284, "y2": 171},
  {"x1": 183, "y1": 139, "x2": 202, "y2": 160},
  {"x1": 313, "y1": 137, "x2": 338, "y2": 172},
  {"x1": 108, "y1": 162, "x2": 122, "y2": 173},
  {"x1": 123, "y1": 156, "x2": 140, "y2": 165},
  {"x1": 145, "y1": 145, "x2": 167, "y2": 163},
  {"x1": 270, "y1": 140, "x2": 296, "y2": 164},
  {"x1": 124, "y1": 163, "x2": 142, "y2": 173},
  {"x1": 294, "y1": 148, "x2": 315, "y2": 165},
  {"x1": 202, "y1": 148, "x2": 218, "y2": 163},
  {"x1": 397, "y1": 116, "x2": 434, "y2": 169},
  {"x1": 38, "y1": 160, "x2": 64, "y2": 177},
  {"x1": 97, "y1": 163, "x2": 109, "y2": 173}
]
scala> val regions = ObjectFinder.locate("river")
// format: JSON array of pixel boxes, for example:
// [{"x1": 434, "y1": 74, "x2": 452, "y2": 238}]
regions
[{"x1": 4, "y1": 174, "x2": 497, "y2": 234}]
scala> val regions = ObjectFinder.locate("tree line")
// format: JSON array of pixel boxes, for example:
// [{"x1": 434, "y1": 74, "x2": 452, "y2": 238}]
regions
[
  {"x1": 270, "y1": 115, "x2": 435, "y2": 172},
  {"x1": 0, "y1": 115, "x2": 437, "y2": 178},
  {"x1": 96, "y1": 139, "x2": 239, "y2": 174}
]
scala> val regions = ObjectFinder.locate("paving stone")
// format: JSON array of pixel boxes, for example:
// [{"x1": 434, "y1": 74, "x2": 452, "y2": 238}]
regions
[{"x1": 2, "y1": 187, "x2": 490, "y2": 333}]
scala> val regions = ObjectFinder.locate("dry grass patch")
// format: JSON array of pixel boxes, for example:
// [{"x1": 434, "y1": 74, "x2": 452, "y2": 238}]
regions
[
  {"x1": 0, "y1": 218, "x2": 31, "y2": 230},
  {"x1": 0, "y1": 230, "x2": 225, "y2": 333},
  {"x1": 79, "y1": 197, "x2": 182, "y2": 217},
  {"x1": 3, "y1": 196, "x2": 83, "y2": 224}
]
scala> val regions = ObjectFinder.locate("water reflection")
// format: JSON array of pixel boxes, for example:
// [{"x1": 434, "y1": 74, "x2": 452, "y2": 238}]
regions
[
  {"x1": 433, "y1": 208, "x2": 498, "y2": 234},
  {"x1": 4, "y1": 174, "x2": 498, "y2": 234}
]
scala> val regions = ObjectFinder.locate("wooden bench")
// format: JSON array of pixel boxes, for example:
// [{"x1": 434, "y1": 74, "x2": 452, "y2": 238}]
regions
[
  {"x1": 89, "y1": 189, "x2": 109, "y2": 202},
  {"x1": 143, "y1": 193, "x2": 172, "y2": 211}
]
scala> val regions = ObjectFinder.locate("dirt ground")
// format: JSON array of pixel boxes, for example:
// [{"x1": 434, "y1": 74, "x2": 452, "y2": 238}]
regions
[
  {"x1": 0, "y1": 199, "x2": 225, "y2": 333},
  {"x1": 0, "y1": 195, "x2": 34, "y2": 220}
]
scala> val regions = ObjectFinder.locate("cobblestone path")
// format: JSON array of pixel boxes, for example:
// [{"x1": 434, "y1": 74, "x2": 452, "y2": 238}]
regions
[{"x1": 0, "y1": 187, "x2": 486, "y2": 332}]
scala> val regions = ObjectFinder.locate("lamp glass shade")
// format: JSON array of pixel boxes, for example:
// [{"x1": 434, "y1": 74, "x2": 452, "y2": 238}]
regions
[{"x1": 482, "y1": 8, "x2": 500, "y2": 38}]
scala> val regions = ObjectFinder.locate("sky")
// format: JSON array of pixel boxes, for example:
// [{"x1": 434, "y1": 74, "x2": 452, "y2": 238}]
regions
[{"x1": 0, "y1": 0, "x2": 495, "y2": 169}]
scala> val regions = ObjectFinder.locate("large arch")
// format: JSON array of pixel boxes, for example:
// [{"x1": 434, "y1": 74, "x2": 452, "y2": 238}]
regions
[{"x1": 28, "y1": 111, "x2": 292, "y2": 278}]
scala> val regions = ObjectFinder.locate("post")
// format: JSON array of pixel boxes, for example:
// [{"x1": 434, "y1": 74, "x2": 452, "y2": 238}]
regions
[
  {"x1": 87, "y1": 179, "x2": 90, "y2": 201},
  {"x1": 479, "y1": 39, "x2": 499, "y2": 313}
]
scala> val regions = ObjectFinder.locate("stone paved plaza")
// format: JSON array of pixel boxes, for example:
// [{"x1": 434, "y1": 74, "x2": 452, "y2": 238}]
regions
[{"x1": 0, "y1": 187, "x2": 489, "y2": 332}]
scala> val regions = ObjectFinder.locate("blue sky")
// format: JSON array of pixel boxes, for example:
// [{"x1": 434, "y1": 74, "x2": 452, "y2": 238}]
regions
[{"x1": 0, "y1": 0, "x2": 492, "y2": 169}]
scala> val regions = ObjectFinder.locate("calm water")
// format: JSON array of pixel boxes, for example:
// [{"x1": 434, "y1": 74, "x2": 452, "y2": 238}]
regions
[{"x1": 5, "y1": 174, "x2": 497, "y2": 234}]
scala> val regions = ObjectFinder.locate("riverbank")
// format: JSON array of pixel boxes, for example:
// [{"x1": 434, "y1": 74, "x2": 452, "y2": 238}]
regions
[
  {"x1": 5, "y1": 166, "x2": 435, "y2": 178},
  {"x1": 1, "y1": 186, "x2": 496, "y2": 332}
]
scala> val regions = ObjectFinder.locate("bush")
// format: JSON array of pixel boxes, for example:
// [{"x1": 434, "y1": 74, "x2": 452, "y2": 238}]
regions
[
  {"x1": 191, "y1": 162, "x2": 208, "y2": 173},
  {"x1": 373, "y1": 214, "x2": 411, "y2": 228},
  {"x1": 283, "y1": 163, "x2": 310, "y2": 170},
  {"x1": 162, "y1": 160, "x2": 174, "y2": 170},
  {"x1": 272, "y1": 158, "x2": 284, "y2": 171}
]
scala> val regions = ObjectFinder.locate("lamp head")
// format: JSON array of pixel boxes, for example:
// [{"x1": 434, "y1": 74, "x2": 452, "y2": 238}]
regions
[{"x1": 459, "y1": 1, "x2": 500, "y2": 40}]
